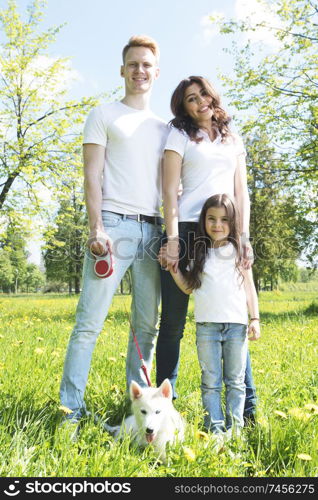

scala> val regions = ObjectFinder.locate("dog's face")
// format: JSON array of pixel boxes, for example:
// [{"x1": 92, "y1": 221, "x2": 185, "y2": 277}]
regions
[{"x1": 130, "y1": 379, "x2": 173, "y2": 443}]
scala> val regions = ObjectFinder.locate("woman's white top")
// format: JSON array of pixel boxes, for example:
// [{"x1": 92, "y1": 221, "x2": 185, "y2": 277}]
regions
[
  {"x1": 193, "y1": 243, "x2": 248, "y2": 324},
  {"x1": 165, "y1": 127, "x2": 246, "y2": 222}
]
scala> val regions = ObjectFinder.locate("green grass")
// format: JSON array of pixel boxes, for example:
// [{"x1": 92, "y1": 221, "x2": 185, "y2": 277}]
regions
[{"x1": 0, "y1": 289, "x2": 317, "y2": 477}]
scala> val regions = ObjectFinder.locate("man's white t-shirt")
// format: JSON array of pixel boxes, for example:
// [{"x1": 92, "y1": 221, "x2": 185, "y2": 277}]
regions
[
  {"x1": 165, "y1": 127, "x2": 246, "y2": 222},
  {"x1": 193, "y1": 243, "x2": 248, "y2": 325},
  {"x1": 83, "y1": 101, "x2": 168, "y2": 216}
]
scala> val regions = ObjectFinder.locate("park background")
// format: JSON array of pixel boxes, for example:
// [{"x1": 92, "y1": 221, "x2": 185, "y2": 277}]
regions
[{"x1": 0, "y1": 0, "x2": 317, "y2": 478}]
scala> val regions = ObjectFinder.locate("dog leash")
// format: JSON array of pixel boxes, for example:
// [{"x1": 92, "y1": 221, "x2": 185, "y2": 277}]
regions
[
  {"x1": 124, "y1": 304, "x2": 152, "y2": 387},
  {"x1": 92, "y1": 241, "x2": 152, "y2": 387},
  {"x1": 91, "y1": 242, "x2": 114, "y2": 278}
]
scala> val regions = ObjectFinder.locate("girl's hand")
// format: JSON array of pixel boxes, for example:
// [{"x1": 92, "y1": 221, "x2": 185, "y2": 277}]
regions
[
  {"x1": 158, "y1": 240, "x2": 179, "y2": 273},
  {"x1": 248, "y1": 319, "x2": 260, "y2": 341}
]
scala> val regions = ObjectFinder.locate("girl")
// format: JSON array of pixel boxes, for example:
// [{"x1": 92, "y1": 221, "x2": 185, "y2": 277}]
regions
[
  {"x1": 156, "y1": 76, "x2": 256, "y2": 422},
  {"x1": 159, "y1": 194, "x2": 260, "y2": 434}
]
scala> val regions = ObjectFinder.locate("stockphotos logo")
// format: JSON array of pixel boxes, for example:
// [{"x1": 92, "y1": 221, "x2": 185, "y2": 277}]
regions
[
  {"x1": 4, "y1": 481, "x2": 20, "y2": 496},
  {"x1": 3, "y1": 480, "x2": 131, "y2": 496}
]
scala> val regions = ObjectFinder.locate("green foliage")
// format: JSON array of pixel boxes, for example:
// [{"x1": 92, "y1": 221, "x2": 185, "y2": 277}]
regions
[
  {"x1": 0, "y1": 0, "x2": 104, "y2": 233},
  {"x1": 211, "y1": 0, "x2": 318, "y2": 265},
  {"x1": 0, "y1": 221, "x2": 44, "y2": 292},
  {"x1": 0, "y1": 290, "x2": 317, "y2": 477},
  {"x1": 43, "y1": 166, "x2": 87, "y2": 293}
]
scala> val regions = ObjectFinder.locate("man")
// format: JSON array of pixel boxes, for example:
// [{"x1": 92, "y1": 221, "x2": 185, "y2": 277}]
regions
[{"x1": 60, "y1": 35, "x2": 167, "y2": 423}]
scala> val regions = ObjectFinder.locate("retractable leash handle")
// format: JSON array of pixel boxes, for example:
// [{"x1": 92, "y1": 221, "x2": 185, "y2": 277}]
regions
[{"x1": 90, "y1": 242, "x2": 114, "y2": 278}]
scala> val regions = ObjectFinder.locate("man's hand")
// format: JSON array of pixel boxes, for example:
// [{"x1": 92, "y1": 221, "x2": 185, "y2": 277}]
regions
[{"x1": 87, "y1": 228, "x2": 112, "y2": 257}]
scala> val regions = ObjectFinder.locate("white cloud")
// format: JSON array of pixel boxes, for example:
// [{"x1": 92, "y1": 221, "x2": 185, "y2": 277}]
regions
[
  {"x1": 235, "y1": 0, "x2": 287, "y2": 48},
  {"x1": 25, "y1": 55, "x2": 82, "y2": 95},
  {"x1": 200, "y1": 12, "x2": 225, "y2": 45}
]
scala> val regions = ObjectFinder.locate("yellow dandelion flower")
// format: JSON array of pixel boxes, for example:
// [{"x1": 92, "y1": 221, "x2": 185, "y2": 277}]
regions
[
  {"x1": 37, "y1": 337, "x2": 44, "y2": 342},
  {"x1": 254, "y1": 470, "x2": 267, "y2": 477},
  {"x1": 257, "y1": 416, "x2": 269, "y2": 428},
  {"x1": 196, "y1": 430, "x2": 209, "y2": 441},
  {"x1": 13, "y1": 340, "x2": 24, "y2": 346},
  {"x1": 59, "y1": 405, "x2": 73, "y2": 415},
  {"x1": 274, "y1": 410, "x2": 287, "y2": 419},
  {"x1": 119, "y1": 352, "x2": 126, "y2": 358},
  {"x1": 297, "y1": 453, "x2": 312, "y2": 461},
  {"x1": 108, "y1": 357, "x2": 117, "y2": 362},
  {"x1": 51, "y1": 351, "x2": 60, "y2": 357},
  {"x1": 304, "y1": 403, "x2": 318, "y2": 414},
  {"x1": 288, "y1": 408, "x2": 311, "y2": 421},
  {"x1": 183, "y1": 447, "x2": 196, "y2": 462},
  {"x1": 34, "y1": 347, "x2": 44, "y2": 355}
]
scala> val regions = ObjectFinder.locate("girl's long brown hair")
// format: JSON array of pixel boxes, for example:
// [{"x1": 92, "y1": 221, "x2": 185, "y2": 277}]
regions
[
  {"x1": 170, "y1": 76, "x2": 231, "y2": 143},
  {"x1": 186, "y1": 194, "x2": 243, "y2": 290}
]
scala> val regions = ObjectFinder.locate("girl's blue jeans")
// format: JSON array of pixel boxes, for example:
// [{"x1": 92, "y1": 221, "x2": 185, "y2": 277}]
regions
[
  {"x1": 156, "y1": 222, "x2": 257, "y2": 418},
  {"x1": 196, "y1": 322, "x2": 248, "y2": 432},
  {"x1": 60, "y1": 211, "x2": 162, "y2": 416}
]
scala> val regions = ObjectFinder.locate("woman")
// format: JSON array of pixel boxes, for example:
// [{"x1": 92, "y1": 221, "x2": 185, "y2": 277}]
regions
[{"x1": 156, "y1": 76, "x2": 257, "y2": 423}]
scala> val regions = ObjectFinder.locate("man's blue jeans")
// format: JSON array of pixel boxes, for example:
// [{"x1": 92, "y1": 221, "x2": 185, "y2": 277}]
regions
[
  {"x1": 60, "y1": 211, "x2": 162, "y2": 416},
  {"x1": 196, "y1": 322, "x2": 248, "y2": 432},
  {"x1": 156, "y1": 222, "x2": 257, "y2": 416}
]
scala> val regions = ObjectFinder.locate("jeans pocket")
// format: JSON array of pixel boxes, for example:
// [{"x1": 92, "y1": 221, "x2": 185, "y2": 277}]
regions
[{"x1": 102, "y1": 211, "x2": 121, "y2": 229}]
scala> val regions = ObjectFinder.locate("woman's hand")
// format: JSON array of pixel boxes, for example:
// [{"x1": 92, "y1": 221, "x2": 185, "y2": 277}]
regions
[
  {"x1": 248, "y1": 319, "x2": 260, "y2": 341},
  {"x1": 241, "y1": 240, "x2": 254, "y2": 269}
]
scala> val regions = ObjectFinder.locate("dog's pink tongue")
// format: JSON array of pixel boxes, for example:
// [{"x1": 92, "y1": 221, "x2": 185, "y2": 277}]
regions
[{"x1": 146, "y1": 433, "x2": 155, "y2": 443}]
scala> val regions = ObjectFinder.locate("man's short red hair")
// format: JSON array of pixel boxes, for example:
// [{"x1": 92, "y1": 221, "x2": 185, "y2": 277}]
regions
[{"x1": 122, "y1": 35, "x2": 160, "y2": 63}]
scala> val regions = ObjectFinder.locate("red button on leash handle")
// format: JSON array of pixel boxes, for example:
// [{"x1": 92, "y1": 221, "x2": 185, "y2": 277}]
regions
[{"x1": 91, "y1": 243, "x2": 114, "y2": 279}]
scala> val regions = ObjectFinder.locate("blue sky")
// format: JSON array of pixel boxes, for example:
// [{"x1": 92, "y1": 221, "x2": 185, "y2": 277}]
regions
[{"x1": 14, "y1": 0, "x2": 241, "y2": 121}]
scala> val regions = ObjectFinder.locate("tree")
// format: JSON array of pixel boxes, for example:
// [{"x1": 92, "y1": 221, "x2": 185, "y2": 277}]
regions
[
  {"x1": 0, "y1": 0, "x2": 100, "y2": 230},
  {"x1": 0, "y1": 222, "x2": 30, "y2": 292},
  {"x1": 246, "y1": 134, "x2": 302, "y2": 291},
  {"x1": 210, "y1": 0, "x2": 318, "y2": 263},
  {"x1": 21, "y1": 262, "x2": 45, "y2": 292},
  {"x1": 0, "y1": 249, "x2": 14, "y2": 292},
  {"x1": 43, "y1": 181, "x2": 86, "y2": 294}
]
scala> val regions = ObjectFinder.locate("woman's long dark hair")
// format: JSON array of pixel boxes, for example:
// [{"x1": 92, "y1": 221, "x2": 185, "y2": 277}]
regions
[
  {"x1": 186, "y1": 194, "x2": 243, "y2": 290},
  {"x1": 170, "y1": 76, "x2": 231, "y2": 143}
]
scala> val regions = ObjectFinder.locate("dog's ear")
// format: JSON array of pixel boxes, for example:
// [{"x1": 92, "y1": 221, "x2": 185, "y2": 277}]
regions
[
  {"x1": 158, "y1": 378, "x2": 172, "y2": 399},
  {"x1": 130, "y1": 380, "x2": 143, "y2": 400}
]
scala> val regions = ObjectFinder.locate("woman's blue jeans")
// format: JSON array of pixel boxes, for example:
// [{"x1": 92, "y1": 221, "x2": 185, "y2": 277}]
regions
[{"x1": 156, "y1": 222, "x2": 257, "y2": 417}]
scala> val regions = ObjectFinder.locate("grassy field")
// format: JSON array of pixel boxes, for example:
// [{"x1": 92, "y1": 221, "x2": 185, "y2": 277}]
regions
[{"x1": 0, "y1": 287, "x2": 317, "y2": 477}]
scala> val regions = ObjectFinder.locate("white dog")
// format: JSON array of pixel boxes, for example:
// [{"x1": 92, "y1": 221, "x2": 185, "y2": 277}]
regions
[{"x1": 104, "y1": 378, "x2": 185, "y2": 461}]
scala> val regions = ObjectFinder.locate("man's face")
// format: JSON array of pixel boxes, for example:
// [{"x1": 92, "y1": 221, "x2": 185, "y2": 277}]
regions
[{"x1": 121, "y1": 46, "x2": 159, "y2": 95}]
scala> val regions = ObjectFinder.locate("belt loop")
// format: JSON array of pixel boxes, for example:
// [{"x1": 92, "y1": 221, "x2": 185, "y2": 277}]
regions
[
  {"x1": 137, "y1": 214, "x2": 141, "y2": 222},
  {"x1": 122, "y1": 214, "x2": 127, "y2": 220}
]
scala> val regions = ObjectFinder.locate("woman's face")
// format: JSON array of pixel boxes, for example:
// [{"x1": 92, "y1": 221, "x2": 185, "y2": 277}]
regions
[{"x1": 183, "y1": 83, "x2": 213, "y2": 124}]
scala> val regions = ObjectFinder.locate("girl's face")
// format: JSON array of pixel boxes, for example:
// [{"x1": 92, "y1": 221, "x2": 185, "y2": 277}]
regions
[
  {"x1": 183, "y1": 83, "x2": 213, "y2": 124},
  {"x1": 205, "y1": 206, "x2": 230, "y2": 246}
]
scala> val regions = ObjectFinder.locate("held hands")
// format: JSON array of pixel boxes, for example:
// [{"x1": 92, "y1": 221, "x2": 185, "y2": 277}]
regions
[
  {"x1": 248, "y1": 319, "x2": 260, "y2": 341},
  {"x1": 87, "y1": 228, "x2": 113, "y2": 257},
  {"x1": 158, "y1": 239, "x2": 179, "y2": 273}
]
